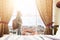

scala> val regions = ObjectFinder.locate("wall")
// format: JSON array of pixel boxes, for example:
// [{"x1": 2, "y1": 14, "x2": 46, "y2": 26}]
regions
[{"x1": 53, "y1": 0, "x2": 60, "y2": 25}]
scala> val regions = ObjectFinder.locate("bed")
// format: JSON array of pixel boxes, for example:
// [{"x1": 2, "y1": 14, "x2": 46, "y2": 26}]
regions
[
  {"x1": 0, "y1": 33, "x2": 60, "y2": 40},
  {"x1": 0, "y1": 26, "x2": 60, "y2": 40}
]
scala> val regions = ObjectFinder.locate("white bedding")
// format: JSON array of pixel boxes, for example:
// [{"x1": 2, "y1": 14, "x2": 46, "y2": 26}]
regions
[{"x1": 0, "y1": 34, "x2": 60, "y2": 40}]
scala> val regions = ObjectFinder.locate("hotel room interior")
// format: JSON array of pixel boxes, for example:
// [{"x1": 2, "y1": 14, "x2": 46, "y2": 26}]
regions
[{"x1": 0, "y1": 0, "x2": 60, "y2": 40}]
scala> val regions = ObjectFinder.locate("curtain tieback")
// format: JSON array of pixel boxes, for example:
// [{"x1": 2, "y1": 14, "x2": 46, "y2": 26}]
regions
[
  {"x1": 0, "y1": 21, "x2": 8, "y2": 24},
  {"x1": 46, "y1": 22, "x2": 53, "y2": 27}
]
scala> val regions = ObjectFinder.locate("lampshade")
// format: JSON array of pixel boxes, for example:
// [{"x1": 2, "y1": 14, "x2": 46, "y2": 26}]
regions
[{"x1": 56, "y1": 1, "x2": 60, "y2": 8}]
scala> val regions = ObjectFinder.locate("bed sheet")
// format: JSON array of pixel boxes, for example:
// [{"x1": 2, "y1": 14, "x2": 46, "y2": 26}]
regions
[{"x1": 0, "y1": 34, "x2": 60, "y2": 40}]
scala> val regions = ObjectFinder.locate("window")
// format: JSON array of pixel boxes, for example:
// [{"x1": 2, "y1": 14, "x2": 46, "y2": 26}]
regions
[{"x1": 8, "y1": 0, "x2": 45, "y2": 28}]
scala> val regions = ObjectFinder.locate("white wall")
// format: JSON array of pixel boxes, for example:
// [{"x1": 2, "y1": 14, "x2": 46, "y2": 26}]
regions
[
  {"x1": 53, "y1": 0, "x2": 60, "y2": 25},
  {"x1": 53, "y1": 0, "x2": 60, "y2": 35}
]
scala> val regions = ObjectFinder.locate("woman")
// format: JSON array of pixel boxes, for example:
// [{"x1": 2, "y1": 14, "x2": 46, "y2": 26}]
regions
[{"x1": 15, "y1": 11, "x2": 22, "y2": 35}]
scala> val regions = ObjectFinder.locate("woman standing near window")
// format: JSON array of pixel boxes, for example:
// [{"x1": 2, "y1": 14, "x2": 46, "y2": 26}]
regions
[{"x1": 13, "y1": 11, "x2": 22, "y2": 35}]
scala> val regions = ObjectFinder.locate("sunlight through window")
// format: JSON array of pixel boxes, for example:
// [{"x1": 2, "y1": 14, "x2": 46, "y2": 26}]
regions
[{"x1": 8, "y1": 0, "x2": 45, "y2": 28}]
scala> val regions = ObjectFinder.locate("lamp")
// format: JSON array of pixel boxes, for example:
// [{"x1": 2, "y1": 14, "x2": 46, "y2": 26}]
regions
[{"x1": 56, "y1": 1, "x2": 60, "y2": 8}]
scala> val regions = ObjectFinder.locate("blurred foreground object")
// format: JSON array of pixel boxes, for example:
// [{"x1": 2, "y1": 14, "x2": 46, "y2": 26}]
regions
[{"x1": 12, "y1": 11, "x2": 22, "y2": 35}]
